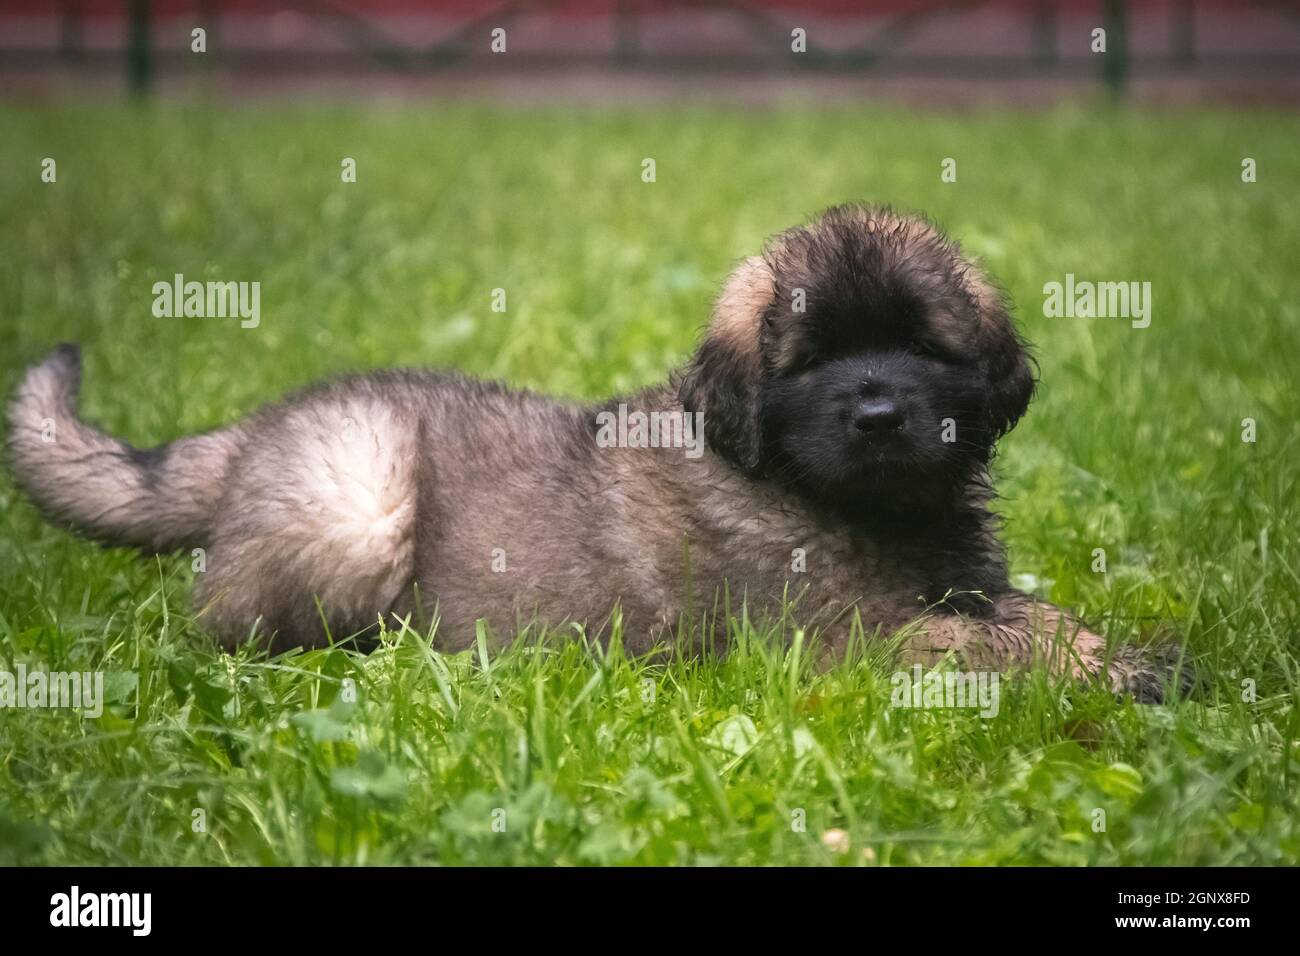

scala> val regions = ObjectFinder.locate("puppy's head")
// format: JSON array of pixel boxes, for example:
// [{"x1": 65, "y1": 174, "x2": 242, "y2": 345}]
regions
[{"x1": 679, "y1": 205, "x2": 1034, "y2": 507}]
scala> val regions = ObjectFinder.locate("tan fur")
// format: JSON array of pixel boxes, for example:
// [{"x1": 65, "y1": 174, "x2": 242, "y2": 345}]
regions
[{"x1": 711, "y1": 256, "x2": 775, "y2": 350}]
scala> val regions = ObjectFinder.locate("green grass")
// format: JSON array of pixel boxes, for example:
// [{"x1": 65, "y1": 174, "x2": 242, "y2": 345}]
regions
[{"x1": 1, "y1": 101, "x2": 1298, "y2": 865}]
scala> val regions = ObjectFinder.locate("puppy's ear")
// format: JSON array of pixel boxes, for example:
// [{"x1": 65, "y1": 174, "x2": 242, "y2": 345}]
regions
[
  {"x1": 969, "y1": 273, "x2": 1036, "y2": 439},
  {"x1": 678, "y1": 256, "x2": 774, "y2": 472}
]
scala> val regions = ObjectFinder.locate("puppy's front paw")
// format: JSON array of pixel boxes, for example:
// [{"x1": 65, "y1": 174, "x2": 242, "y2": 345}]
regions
[{"x1": 1096, "y1": 643, "x2": 1196, "y2": 704}]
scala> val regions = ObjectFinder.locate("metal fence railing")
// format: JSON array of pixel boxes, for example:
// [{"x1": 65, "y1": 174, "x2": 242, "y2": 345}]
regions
[{"x1": 2, "y1": 1, "x2": 1298, "y2": 97}]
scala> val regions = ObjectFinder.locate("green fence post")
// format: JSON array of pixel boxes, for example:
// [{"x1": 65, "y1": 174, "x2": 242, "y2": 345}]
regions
[
  {"x1": 1033, "y1": 0, "x2": 1058, "y2": 70},
  {"x1": 127, "y1": 0, "x2": 153, "y2": 97},
  {"x1": 1102, "y1": 0, "x2": 1128, "y2": 96}
]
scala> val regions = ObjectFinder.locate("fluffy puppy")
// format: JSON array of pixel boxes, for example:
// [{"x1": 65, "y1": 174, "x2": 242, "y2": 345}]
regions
[{"x1": 6, "y1": 205, "x2": 1185, "y2": 700}]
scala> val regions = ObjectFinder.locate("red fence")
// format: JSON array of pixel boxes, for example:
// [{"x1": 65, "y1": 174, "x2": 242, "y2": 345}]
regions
[{"x1": 3, "y1": 1, "x2": 1298, "y2": 96}]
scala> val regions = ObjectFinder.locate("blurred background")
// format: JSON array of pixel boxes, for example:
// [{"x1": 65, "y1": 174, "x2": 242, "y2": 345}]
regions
[{"x1": 3, "y1": 1, "x2": 1300, "y2": 106}]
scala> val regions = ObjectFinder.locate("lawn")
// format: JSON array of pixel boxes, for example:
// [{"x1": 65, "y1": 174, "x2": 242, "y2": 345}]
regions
[{"x1": 0, "y1": 101, "x2": 1297, "y2": 865}]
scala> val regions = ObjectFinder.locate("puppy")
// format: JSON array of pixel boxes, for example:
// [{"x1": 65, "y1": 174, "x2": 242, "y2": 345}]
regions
[{"x1": 6, "y1": 205, "x2": 1184, "y2": 700}]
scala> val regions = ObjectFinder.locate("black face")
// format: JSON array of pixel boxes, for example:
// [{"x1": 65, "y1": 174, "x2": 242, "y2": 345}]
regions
[
  {"x1": 677, "y1": 206, "x2": 1037, "y2": 513},
  {"x1": 762, "y1": 343, "x2": 994, "y2": 508}
]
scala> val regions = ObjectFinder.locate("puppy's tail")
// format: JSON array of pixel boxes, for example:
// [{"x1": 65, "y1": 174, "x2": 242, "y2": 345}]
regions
[{"x1": 6, "y1": 344, "x2": 244, "y2": 553}]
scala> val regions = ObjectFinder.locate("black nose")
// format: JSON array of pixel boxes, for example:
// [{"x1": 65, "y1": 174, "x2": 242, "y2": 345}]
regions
[{"x1": 853, "y1": 398, "x2": 905, "y2": 435}]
